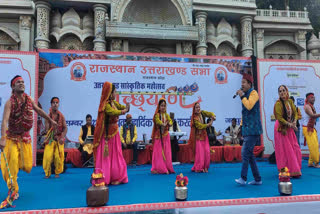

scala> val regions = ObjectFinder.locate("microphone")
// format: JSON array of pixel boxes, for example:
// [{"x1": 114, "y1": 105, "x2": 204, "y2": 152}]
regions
[{"x1": 233, "y1": 88, "x2": 242, "y2": 99}]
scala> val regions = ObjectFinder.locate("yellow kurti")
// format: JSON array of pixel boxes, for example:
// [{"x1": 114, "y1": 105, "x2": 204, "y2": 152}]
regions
[
  {"x1": 1, "y1": 137, "x2": 32, "y2": 193},
  {"x1": 104, "y1": 101, "x2": 126, "y2": 139},
  {"x1": 274, "y1": 99, "x2": 297, "y2": 135},
  {"x1": 194, "y1": 110, "x2": 215, "y2": 140},
  {"x1": 153, "y1": 113, "x2": 172, "y2": 139}
]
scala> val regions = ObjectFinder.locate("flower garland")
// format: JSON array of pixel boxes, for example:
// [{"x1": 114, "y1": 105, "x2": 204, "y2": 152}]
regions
[
  {"x1": 175, "y1": 173, "x2": 189, "y2": 187},
  {"x1": 279, "y1": 167, "x2": 290, "y2": 182}
]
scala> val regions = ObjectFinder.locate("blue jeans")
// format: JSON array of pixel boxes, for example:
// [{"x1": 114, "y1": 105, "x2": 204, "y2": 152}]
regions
[{"x1": 240, "y1": 135, "x2": 261, "y2": 182}]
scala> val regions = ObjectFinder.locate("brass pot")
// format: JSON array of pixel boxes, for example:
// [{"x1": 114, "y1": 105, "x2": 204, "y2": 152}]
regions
[
  {"x1": 278, "y1": 181, "x2": 292, "y2": 195},
  {"x1": 174, "y1": 186, "x2": 188, "y2": 201}
]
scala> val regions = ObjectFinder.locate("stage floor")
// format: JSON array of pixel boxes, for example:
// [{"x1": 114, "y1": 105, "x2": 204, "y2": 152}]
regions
[{"x1": 1, "y1": 160, "x2": 320, "y2": 213}]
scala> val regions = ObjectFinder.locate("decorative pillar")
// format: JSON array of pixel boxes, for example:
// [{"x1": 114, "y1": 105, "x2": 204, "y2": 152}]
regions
[
  {"x1": 19, "y1": 16, "x2": 32, "y2": 51},
  {"x1": 111, "y1": 39, "x2": 122, "y2": 52},
  {"x1": 240, "y1": 16, "x2": 253, "y2": 57},
  {"x1": 123, "y1": 40, "x2": 129, "y2": 52},
  {"x1": 182, "y1": 42, "x2": 193, "y2": 55},
  {"x1": 93, "y1": 4, "x2": 108, "y2": 51},
  {"x1": 297, "y1": 30, "x2": 307, "y2": 60},
  {"x1": 176, "y1": 43, "x2": 182, "y2": 55},
  {"x1": 34, "y1": 1, "x2": 51, "y2": 49},
  {"x1": 255, "y1": 29, "x2": 264, "y2": 59},
  {"x1": 195, "y1": 12, "x2": 207, "y2": 56}
]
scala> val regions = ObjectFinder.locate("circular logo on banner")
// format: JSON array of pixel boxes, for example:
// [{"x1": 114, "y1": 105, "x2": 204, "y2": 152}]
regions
[
  {"x1": 214, "y1": 67, "x2": 228, "y2": 84},
  {"x1": 70, "y1": 62, "x2": 86, "y2": 81}
]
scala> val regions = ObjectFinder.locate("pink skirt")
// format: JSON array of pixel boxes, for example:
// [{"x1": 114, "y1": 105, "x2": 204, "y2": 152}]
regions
[
  {"x1": 192, "y1": 138, "x2": 210, "y2": 172},
  {"x1": 93, "y1": 132, "x2": 128, "y2": 185},
  {"x1": 274, "y1": 120, "x2": 302, "y2": 177},
  {"x1": 151, "y1": 134, "x2": 175, "y2": 174}
]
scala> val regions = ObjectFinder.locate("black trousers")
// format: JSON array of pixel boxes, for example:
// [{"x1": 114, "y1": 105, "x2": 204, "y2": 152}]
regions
[
  {"x1": 82, "y1": 151, "x2": 92, "y2": 164},
  {"x1": 78, "y1": 145, "x2": 92, "y2": 165},
  {"x1": 171, "y1": 137, "x2": 180, "y2": 162}
]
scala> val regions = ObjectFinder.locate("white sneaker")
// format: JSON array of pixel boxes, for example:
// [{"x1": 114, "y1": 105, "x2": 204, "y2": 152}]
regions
[
  {"x1": 235, "y1": 178, "x2": 246, "y2": 185},
  {"x1": 248, "y1": 180, "x2": 262, "y2": 185}
]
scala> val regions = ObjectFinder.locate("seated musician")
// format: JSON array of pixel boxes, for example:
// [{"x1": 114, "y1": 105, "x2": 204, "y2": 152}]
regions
[
  {"x1": 206, "y1": 118, "x2": 222, "y2": 146},
  {"x1": 78, "y1": 114, "x2": 95, "y2": 165},
  {"x1": 225, "y1": 118, "x2": 241, "y2": 145},
  {"x1": 120, "y1": 114, "x2": 138, "y2": 165},
  {"x1": 169, "y1": 112, "x2": 181, "y2": 162}
]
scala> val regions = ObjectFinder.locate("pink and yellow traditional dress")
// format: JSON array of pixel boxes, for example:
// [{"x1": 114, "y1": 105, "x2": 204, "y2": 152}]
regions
[
  {"x1": 274, "y1": 88, "x2": 302, "y2": 177},
  {"x1": 92, "y1": 82, "x2": 128, "y2": 185},
  {"x1": 189, "y1": 107, "x2": 215, "y2": 172},
  {"x1": 151, "y1": 99, "x2": 175, "y2": 174}
]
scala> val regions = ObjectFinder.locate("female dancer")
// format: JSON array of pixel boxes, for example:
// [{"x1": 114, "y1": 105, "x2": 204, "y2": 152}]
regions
[
  {"x1": 274, "y1": 85, "x2": 302, "y2": 177},
  {"x1": 151, "y1": 98, "x2": 175, "y2": 174},
  {"x1": 189, "y1": 102, "x2": 216, "y2": 172},
  {"x1": 92, "y1": 82, "x2": 130, "y2": 185}
]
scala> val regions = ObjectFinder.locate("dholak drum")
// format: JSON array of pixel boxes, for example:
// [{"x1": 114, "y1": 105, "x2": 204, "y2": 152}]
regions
[{"x1": 223, "y1": 136, "x2": 232, "y2": 145}]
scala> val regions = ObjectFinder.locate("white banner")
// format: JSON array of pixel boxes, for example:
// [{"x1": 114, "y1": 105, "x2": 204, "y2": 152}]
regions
[
  {"x1": 258, "y1": 60, "x2": 320, "y2": 155},
  {"x1": 0, "y1": 51, "x2": 38, "y2": 165},
  {"x1": 39, "y1": 51, "x2": 251, "y2": 145}
]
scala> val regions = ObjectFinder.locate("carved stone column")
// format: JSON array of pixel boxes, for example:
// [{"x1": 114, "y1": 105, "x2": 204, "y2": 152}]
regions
[
  {"x1": 34, "y1": 1, "x2": 51, "y2": 49},
  {"x1": 182, "y1": 42, "x2": 193, "y2": 55},
  {"x1": 240, "y1": 16, "x2": 253, "y2": 57},
  {"x1": 111, "y1": 39, "x2": 122, "y2": 52},
  {"x1": 255, "y1": 29, "x2": 264, "y2": 59},
  {"x1": 19, "y1": 16, "x2": 33, "y2": 51},
  {"x1": 93, "y1": 4, "x2": 108, "y2": 51},
  {"x1": 297, "y1": 30, "x2": 307, "y2": 60},
  {"x1": 195, "y1": 12, "x2": 207, "y2": 56},
  {"x1": 123, "y1": 40, "x2": 129, "y2": 52},
  {"x1": 176, "y1": 43, "x2": 182, "y2": 54}
]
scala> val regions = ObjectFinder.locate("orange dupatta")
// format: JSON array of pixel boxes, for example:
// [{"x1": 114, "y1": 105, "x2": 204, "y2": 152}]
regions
[
  {"x1": 93, "y1": 82, "x2": 112, "y2": 158},
  {"x1": 187, "y1": 103, "x2": 198, "y2": 155}
]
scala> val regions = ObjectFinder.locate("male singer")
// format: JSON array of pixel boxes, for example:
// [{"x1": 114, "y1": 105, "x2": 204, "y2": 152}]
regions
[{"x1": 235, "y1": 73, "x2": 262, "y2": 185}]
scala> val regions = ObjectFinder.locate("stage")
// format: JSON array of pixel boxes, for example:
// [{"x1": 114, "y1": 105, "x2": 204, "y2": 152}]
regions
[{"x1": 1, "y1": 160, "x2": 320, "y2": 213}]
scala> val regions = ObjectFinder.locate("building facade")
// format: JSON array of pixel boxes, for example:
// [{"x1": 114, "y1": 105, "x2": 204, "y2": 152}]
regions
[{"x1": 0, "y1": 0, "x2": 319, "y2": 60}]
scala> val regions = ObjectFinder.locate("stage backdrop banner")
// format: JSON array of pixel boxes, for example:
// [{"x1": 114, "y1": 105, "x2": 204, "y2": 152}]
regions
[
  {"x1": 0, "y1": 51, "x2": 38, "y2": 166},
  {"x1": 38, "y1": 50, "x2": 251, "y2": 144},
  {"x1": 258, "y1": 59, "x2": 320, "y2": 155}
]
